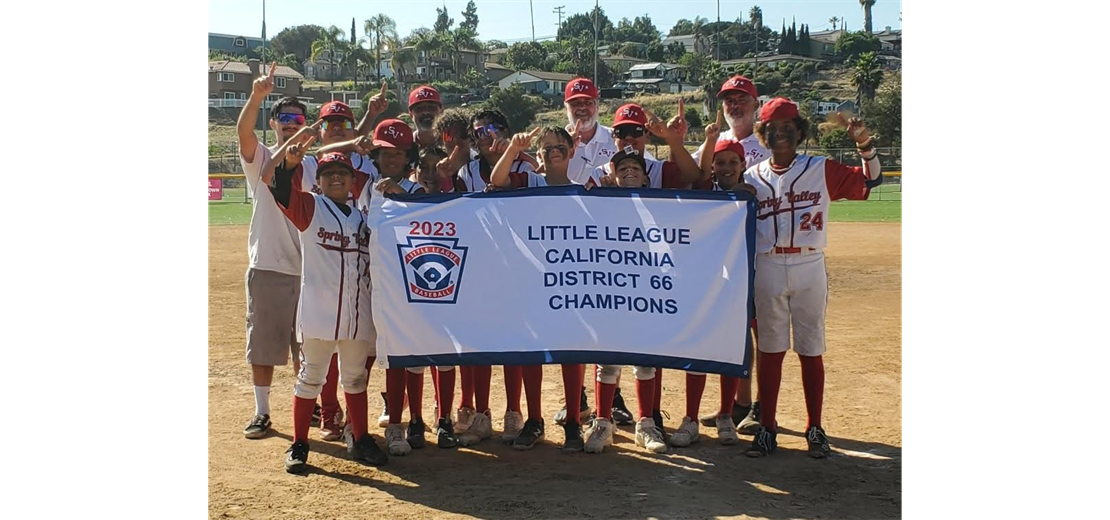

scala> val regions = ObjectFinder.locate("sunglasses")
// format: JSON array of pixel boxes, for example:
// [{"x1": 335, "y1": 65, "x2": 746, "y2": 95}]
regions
[
  {"x1": 322, "y1": 119, "x2": 353, "y2": 131},
  {"x1": 473, "y1": 123, "x2": 503, "y2": 139},
  {"x1": 277, "y1": 113, "x2": 306, "y2": 125},
  {"x1": 542, "y1": 145, "x2": 569, "y2": 155},
  {"x1": 614, "y1": 125, "x2": 646, "y2": 139}
]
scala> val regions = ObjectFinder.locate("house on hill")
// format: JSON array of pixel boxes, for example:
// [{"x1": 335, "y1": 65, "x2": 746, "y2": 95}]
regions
[
  {"x1": 484, "y1": 62, "x2": 513, "y2": 84},
  {"x1": 622, "y1": 62, "x2": 689, "y2": 94},
  {"x1": 497, "y1": 70, "x2": 577, "y2": 99},
  {"x1": 602, "y1": 55, "x2": 648, "y2": 76},
  {"x1": 661, "y1": 33, "x2": 711, "y2": 55},
  {"x1": 209, "y1": 59, "x2": 304, "y2": 106},
  {"x1": 209, "y1": 33, "x2": 265, "y2": 57}
]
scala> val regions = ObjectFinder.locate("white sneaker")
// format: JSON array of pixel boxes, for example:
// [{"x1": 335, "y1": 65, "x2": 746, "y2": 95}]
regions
[
  {"x1": 385, "y1": 423, "x2": 412, "y2": 456},
  {"x1": 501, "y1": 410, "x2": 524, "y2": 443},
  {"x1": 668, "y1": 416, "x2": 700, "y2": 447},
  {"x1": 455, "y1": 407, "x2": 475, "y2": 434},
  {"x1": 715, "y1": 414, "x2": 739, "y2": 445},
  {"x1": 457, "y1": 412, "x2": 492, "y2": 446},
  {"x1": 377, "y1": 392, "x2": 390, "y2": 428},
  {"x1": 635, "y1": 418, "x2": 668, "y2": 454},
  {"x1": 583, "y1": 418, "x2": 614, "y2": 454}
]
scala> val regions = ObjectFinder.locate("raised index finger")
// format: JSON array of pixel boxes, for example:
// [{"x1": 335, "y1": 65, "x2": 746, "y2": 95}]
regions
[
  {"x1": 380, "y1": 80, "x2": 388, "y2": 96},
  {"x1": 528, "y1": 127, "x2": 541, "y2": 138},
  {"x1": 268, "y1": 61, "x2": 278, "y2": 77},
  {"x1": 678, "y1": 97, "x2": 685, "y2": 116},
  {"x1": 716, "y1": 108, "x2": 723, "y2": 127}
]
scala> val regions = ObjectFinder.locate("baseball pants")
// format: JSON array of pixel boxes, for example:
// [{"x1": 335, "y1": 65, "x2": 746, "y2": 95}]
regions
[
  {"x1": 294, "y1": 338, "x2": 374, "y2": 399},
  {"x1": 753, "y1": 250, "x2": 828, "y2": 356}
]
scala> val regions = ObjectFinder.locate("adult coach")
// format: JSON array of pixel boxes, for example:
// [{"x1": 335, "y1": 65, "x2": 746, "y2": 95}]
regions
[
  {"x1": 408, "y1": 85, "x2": 445, "y2": 149},
  {"x1": 562, "y1": 78, "x2": 617, "y2": 185}
]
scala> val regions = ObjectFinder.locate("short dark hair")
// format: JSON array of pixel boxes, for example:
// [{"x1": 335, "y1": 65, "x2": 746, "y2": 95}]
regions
[
  {"x1": 538, "y1": 126, "x2": 573, "y2": 148},
  {"x1": 433, "y1": 108, "x2": 472, "y2": 143},
  {"x1": 469, "y1": 110, "x2": 510, "y2": 141},
  {"x1": 269, "y1": 97, "x2": 307, "y2": 121},
  {"x1": 369, "y1": 146, "x2": 421, "y2": 171},
  {"x1": 419, "y1": 146, "x2": 449, "y2": 165}
]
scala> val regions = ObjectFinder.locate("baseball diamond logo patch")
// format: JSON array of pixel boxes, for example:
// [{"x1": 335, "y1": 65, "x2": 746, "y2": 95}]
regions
[{"x1": 398, "y1": 236, "x2": 469, "y2": 304}]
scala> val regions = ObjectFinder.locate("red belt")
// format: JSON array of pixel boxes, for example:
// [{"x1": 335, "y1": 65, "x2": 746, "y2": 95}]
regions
[{"x1": 773, "y1": 247, "x2": 815, "y2": 254}]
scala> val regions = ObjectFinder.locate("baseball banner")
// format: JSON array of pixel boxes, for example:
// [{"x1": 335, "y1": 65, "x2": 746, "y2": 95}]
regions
[{"x1": 367, "y1": 186, "x2": 756, "y2": 377}]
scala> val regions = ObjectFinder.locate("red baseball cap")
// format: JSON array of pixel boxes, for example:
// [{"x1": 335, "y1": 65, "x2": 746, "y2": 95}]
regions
[
  {"x1": 613, "y1": 104, "x2": 648, "y2": 128},
  {"x1": 318, "y1": 101, "x2": 355, "y2": 123},
  {"x1": 564, "y1": 78, "x2": 598, "y2": 102},
  {"x1": 713, "y1": 139, "x2": 746, "y2": 160},
  {"x1": 317, "y1": 152, "x2": 354, "y2": 173},
  {"x1": 408, "y1": 85, "x2": 442, "y2": 109},
  {"x1": 373, "y1": 119, "x2": 414, "y2": 150},
  {"x1": 759, "y1": 97, "x2": 800, "y2": 123},
  {"x1": 717, "y1": 75, "x2": 758, "y2": 100}
]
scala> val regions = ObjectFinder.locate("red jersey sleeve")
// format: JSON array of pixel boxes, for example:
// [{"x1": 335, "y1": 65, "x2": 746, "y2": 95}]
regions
[
  {"x1": 271, "y1": 163, "x2": 316, "y2": 232},
  {"x1": 661, "y1": 161, "x2": 686, "y2": 189},
  {"x1": 824, "y1": 159, "x2": 871, "y2": 201},
  {"x1": 351, "y1": 171, "x2": 371, "y2": 200}
]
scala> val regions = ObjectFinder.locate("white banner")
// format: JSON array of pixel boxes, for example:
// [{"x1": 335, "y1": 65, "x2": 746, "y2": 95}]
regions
[{"x1": 368, "y1": 186, "x2": 756, "y2": 377}]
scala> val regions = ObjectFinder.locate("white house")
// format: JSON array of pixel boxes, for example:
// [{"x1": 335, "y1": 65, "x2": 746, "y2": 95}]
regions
[{"x1": 497, "y1": 70, "x2": 577, "y2": 97}]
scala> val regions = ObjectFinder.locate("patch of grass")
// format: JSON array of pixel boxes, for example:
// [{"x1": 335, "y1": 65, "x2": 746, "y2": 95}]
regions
[
  {"x1": 829, "y1": 200, "x2": 901, "y2": 222},
  {"x1": 209, "y1": 188, "x2": 252, "y2": 225}
]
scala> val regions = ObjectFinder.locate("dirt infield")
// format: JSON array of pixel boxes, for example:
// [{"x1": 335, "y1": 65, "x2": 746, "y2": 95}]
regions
[{"x1": 208, "y1": 222, "x2": 901, "y2": 520}]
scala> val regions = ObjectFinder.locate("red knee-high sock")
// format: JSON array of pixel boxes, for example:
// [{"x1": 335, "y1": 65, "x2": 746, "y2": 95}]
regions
[
  {"x1": 320, "y1": 353, "x2": 340, "y2": 416},
  {"x1": 562, "y1": 364, "x2": 584, "y2": 426},
  {"x1": 503, "y1": 365, "x2": 523, "y2": 413},
  {"x1": 685, "y1": 373, "x2": 706, "y2": 419},
  {"x1": 474, "y1": 365, "x2": 492, "y2": 413},
  {"x1": 596, "y1": 380, "x2": 616, "y2": 420},
  {"x1": 343, "y1": 391, "x2": 368, "y2": 441},
  {"x1": 799, "y1": 354, "x2": 825, "y2": 430},
  {"x1": 430, "y1": 367, "x2": 441, "y2": 410},
  {"x1": 293, "y1": 396, "x2": 315, "y2": 443},
  {"x1": 635, "y1": 376, "x2": 656, "y2": 420},
  {"x1": 406, "y1": 370, "x2": 424, "y2": 420},
  {"x1": 386, "y1": 368, "x2": 406, "y2": 424},
  {"x1": 437, "y1": 369, "x2": 455, "y2": 420},
  {"x1": 719, "y1": 376, "x2": 741, "y2": 415},
  {"x1": 522, "y1": 365, "x2": 544, "y2": 420},
  {"x1": 757, "y1": 351, "x2": 786, "y2": 432},
  {"x1": 459, "y1": 366, "x2": 475, "y2": 409}
]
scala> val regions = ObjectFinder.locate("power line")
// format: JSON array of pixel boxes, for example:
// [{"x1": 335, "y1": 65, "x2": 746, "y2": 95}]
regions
[{"x1": 553, "y1": 5, "x2": 565, "y2": 31}]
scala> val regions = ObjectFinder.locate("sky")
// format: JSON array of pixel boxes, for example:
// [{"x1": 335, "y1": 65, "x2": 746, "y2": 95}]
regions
[{"x1": 209, "y1": 0, "x2": 901, "y2": 44}]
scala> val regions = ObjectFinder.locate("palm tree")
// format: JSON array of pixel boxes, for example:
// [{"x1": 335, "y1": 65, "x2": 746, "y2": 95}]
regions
[
  {"x1": 387, "y1": 35, "x2": 416, "y2": 94},
  {"x1": 446, "y1": 27, "x2": 480, "y2": 82},
  {"x1": 365, "y1": 14, "x2": 398, "y2": 82},
  {"x1": 829, "y1": 16, "x2": 840, "y2": 30},
  {"x1": 311, "y1": 25, "x2": 345, "y2": 88},
  {"x1": 860, "y1": 0, "x2": 876, "y2": 34},
  {"x1": 411, "y1": 30, "x2": 448, "y2": 81},
  {"x1": 852, "y1": 51, "x2": 883, "y2": 110}
]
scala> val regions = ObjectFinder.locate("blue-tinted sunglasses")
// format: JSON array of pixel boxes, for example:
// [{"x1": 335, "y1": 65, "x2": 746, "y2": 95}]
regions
[{"x1": 276, "y1": 113, "x2": 306, "y2": 125}]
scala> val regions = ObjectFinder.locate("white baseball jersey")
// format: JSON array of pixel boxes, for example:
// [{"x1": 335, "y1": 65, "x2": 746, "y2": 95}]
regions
[
  {"x1": 565, "y1": 124, "x2": 618, "y2": 185},
  {"x1": 459, "y1": 156, "x2": 545, "y2": 192},
  {"x1": 592, "y1": 157, "x2": 686, "y2": 189},
  {"x1": 241, "y1": 143, "x2": 304, "y2": 277},
  {"x1": 745, "y1": 154, "x2": 878, "y2": 253},
  {"x1": 692, "y1": 128, "x2": 770, "y2": 172},
  {"x1": 277, "y1": 188, "x2": 374, "y2": 342}
]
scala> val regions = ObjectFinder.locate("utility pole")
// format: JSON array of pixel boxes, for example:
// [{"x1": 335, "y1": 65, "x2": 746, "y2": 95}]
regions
[
  {"x1": 553, "y1": 5, "x2": 565, "y2": 32},
  {"x1": 261, "y1": 0, "x2": 267, "y2": 145},
  {"x1": 593, "y1": 0, "x2": 599, "y2": 83},
  {"x1": 530, "y1": 0, "x2": 535, "y2": 42}
]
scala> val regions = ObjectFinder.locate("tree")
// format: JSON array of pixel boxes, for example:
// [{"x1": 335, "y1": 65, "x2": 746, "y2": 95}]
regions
[
  {"x1": 485, "y1": 39, "x2": 508, "y2": 50},
  {"x1": 434, "y1": 5, "x2": 454, "y2": 33},
  {"x1": 460, "y1": 68, "x2": 486, "y2": 89},
  {"x1": 503, "y1": 41, "x2": 547, "y2": 71},
  {"x1": 446, "y1": 27, "x2": 480, "y2": 81},
  {"x1": 246, "y1": 46, "x2": 300, "y2": 71},
  {"x1": 860, "y1": 70, "x2": 901, "y2": 151},
  {"x1": 311, "y1": 25, "x2": 346, "y2": 87},
  {"x1": 749, "y1": 6, "x2": 763, "y2": 29},
  {"x1": 664, "y1": 40, "x2": 686, "y2": 62},
  {"x1": 778, "y1": 20, "x2": 788, "y2": 53},
  {"x1": 387, "y1": 34, "x2": 415, "y2": 95},
  {"x1": 460, "y1": 0, "x2": 479, "y2": 32},
  {"x1": 820, "y1": 127, "x2": 856, "y2": 156},
  {"x1": 482, "y1": 84, "x2": 544, "y2": 131},
  {"x1": 410, "y1": 29, "x2": 448, "y2": 77},
  {"x1": 834, "y1": 31, "x2": 880, "y2": 62},
  {"x1": 852, "y1": 51, "x2": 883, "y2": 108},
  {"x1": 558, "y1": 7, "x2": 613, "y2": 42},
  {"x1": 646, "y1": 41, "x2": 664, "y2": 62},
  {"x1": 860, "y1": 0, "x2": 876, "y2": 34},
  {"x1": 270, "y1": 24, "x2": 325, "y2": 62},
  {"x1": 365, "y1": 14, "x2": 398, "y2": 81},
  {"x1": 828, "y1": 16, "x2": 840, "y2": 29}
]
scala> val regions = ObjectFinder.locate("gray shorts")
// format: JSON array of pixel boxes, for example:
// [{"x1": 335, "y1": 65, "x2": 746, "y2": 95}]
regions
[{"x1": 245, "y1": 268, "x2": 301, "y2": 366}]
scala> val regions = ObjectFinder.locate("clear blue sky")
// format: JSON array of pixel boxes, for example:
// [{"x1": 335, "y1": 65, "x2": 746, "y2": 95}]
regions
[{"x1": 209, "y1": 0, "x2": 901, "y2": 44}]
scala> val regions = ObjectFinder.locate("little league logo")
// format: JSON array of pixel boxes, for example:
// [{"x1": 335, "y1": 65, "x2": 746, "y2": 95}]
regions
[{"x1": 398, "y1": 236, "x2": 469, "y2": 304}]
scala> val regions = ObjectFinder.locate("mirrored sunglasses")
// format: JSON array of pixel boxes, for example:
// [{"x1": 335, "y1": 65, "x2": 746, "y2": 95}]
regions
[{"x1": 277, "y1": 113, "x2": 306, "y2": 125}]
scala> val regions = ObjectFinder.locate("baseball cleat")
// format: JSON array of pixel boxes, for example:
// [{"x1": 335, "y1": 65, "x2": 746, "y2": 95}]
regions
[
  {"x1": 455, "y1": 407, "x2": 475, "y2": 434},
  {"x1": 501, "y1": 410, "x2": 524, "y2": 443},
  {"x1": 311, "y1": 403, "x2": 322, "y2": 427},
  {"x1": 284, "y1": 440, "x2": 310, "y2": 474},
  {"x1": 668, "y1": 416, "x2": 701, "y2": 447},
  {"x1": 745, "y1": 427, "x2": 778, "y2": 458},
  {"x1": 457, "y1": 411, "x2": 492, "y2": 447},
  {"x1": 700, "y1": 403, "x2": 749, "y2": 427},
  {"x1": 561, "y1": 421, "x2": 585, "y2": 452},
  {"x1": 347, "y1": 432, "x2": 388, "y2": 466},
  {"x1": 652, "y1": 409, "x2": 671, "y2": 441},
  {"x1": 385, "y1": 423, "x2": 412, "y2": 456},
  {"x1": 715, "y1": 414, "x2": 740, "y2": 445},
  {"x1": 320, "y1": 407, "x2": 345, "y2": 441},
  {"x1": 436, "y1": 418, "x2": 459, "y2": 449},
  {"x1": 635, "y1": 418, "x2": 668, "y2": 454},
  {"x1": 737, "y1": 402, "x2": 762, "y2": 435},
  {"x1": 583, "y1": 417, "x2": 614, "y2": 454},
  {"x1": 377, "y1": 392, "x2": 390, "y2": 428},
  {"x1": 513, "y1": 418, "x2": 545, "y2": 450},
  {"x1": 611, "y1": 388, "x2": 635, "y2": 426},
  {"x1": 555, "y1": 387, "x2": 591, "y2": 425},
  {"x1": 806, "y1": 426, "x2": 831, "y2": 459},
  {"x1": 244, "y1": 414, "x2": 271, "y2": 439},
  {"x1": 407, "y1": 417, "x2": 427, "y2": 449}
]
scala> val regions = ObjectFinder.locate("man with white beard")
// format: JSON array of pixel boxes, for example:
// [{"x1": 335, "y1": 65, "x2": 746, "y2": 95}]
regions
[
  {"x1": 562, "y1": 78, "x2": 620, "y2": 186},
  {"x1": 407, "y1": 85, "x2": 444, "y2": 148},
  {"x1": 691, "y1": 75, "x2": 769, "y2": 169}
]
